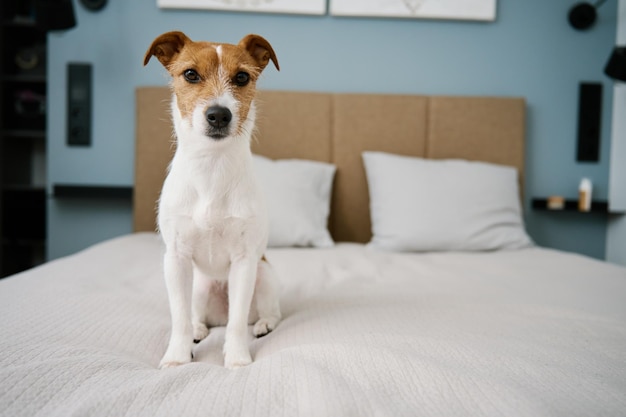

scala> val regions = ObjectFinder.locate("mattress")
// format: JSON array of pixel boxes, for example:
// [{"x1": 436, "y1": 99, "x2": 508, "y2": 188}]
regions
[{"x1": 1, "y1": 232, "x2": 625, "y2": 417}]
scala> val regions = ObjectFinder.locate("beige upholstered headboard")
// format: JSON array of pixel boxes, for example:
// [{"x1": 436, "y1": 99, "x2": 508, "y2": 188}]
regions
[{"x1": 134, "y1": 88, "x2": 525, "y2": 243}]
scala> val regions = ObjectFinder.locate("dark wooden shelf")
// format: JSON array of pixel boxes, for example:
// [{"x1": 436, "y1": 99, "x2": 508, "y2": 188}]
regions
[
  {"x1": 1, "y1": 237, "x2": 45, "y2": 247},
  {"x1": 2, "y1": 18, "x2": 37, "y2": 28},
  {"x1": 1, "y1": 129, "x2": 46, "y2": 139},
  {"x1": 2, "y1": 184, "x2": 45, "y2": 192},
  {"x1": 1, "y1": 74, "x2": 46, "y2": 83},
  {"x1": 531, "y1": 198, "x2": 620, "y2": 214}
]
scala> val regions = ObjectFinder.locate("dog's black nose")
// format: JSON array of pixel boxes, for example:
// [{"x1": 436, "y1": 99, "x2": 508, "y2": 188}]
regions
[{"x1": 206, "y1": 106, "x2": 232, "y2": 129}]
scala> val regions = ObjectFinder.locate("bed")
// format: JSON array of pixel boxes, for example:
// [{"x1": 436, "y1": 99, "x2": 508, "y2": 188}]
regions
[{"x1": 1, "y1": 89, "x2": 625, "y2": 417}]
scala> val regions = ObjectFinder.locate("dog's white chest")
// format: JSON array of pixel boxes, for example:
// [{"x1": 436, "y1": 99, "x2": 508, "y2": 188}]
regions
[
  {"x1": 193, "y1": 200, "x2": 258, "y2": 247},
  {"x1": 158, "y1": 152, "x2": 267, "y2": 278}
]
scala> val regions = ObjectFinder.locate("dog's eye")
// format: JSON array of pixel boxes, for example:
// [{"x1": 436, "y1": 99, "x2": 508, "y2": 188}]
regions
[
  {"x1": 233, "y1": 72, "x2": 250, "y2": 87},
  {"x1": 183, "y1": 69, "x2": 201, "y2": 83}
]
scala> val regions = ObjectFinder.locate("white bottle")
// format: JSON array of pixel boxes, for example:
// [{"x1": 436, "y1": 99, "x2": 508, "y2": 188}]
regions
[{"x1": 578, "y1": 178, "x2": 592, "y2": 212}]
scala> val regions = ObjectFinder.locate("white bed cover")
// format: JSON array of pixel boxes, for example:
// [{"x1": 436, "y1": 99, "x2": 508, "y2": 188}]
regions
[{"x1": 1, "y1": 232, "x2": 625, "y2": 417}]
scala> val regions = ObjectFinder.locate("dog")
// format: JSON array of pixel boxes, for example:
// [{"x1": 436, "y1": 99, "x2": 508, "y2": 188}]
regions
[{"x1": 143, "y1": 31, "x2": 281, "y2": 369}]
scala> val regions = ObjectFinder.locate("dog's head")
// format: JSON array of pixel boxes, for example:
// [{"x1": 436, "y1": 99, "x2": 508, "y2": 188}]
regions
[{"x1": 144, "y1": 31, "x2": 279, "y2": 141}]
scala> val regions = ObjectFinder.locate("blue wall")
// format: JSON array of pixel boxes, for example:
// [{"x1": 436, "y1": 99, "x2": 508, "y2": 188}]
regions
[{"x1": 47, "y1": 0, "x2": 617, "y2": 260}]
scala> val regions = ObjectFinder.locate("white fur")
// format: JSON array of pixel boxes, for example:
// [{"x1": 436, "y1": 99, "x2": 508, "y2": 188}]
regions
[{"x1": 158, "y1": 76, "x2": 281, "y2": 369}]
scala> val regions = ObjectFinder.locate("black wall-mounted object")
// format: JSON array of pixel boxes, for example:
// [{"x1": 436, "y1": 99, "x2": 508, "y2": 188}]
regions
[
  {"x1": 34, "y1": 0, "x2": 77, "y2": 31},
  {"x1": 67, "y1": 63, "x2": 93, "y2": 147},
  {"x1": 567, "y1": 0, "x2": 608, "y2": 31},
  {"x1": 80, "y1": 0, "x2": 108, "y2": 11},
  {"x1": 576, "y1": 82, "x2": 602, "y2": 162},
  {"x1": 604, "y1": 46, "x2": 626, "y2": 82}
]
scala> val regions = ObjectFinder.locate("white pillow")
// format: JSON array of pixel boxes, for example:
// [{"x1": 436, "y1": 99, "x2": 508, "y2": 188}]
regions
[
  {"x1": 362, "y1": 151, "x2": 533, "y2": 252},
  {"x1": 253, "y1": 154, "x2": 336, "y2": 248}
]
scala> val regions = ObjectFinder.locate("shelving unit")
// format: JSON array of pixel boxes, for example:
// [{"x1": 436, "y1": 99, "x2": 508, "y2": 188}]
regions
[{"x1": 1, "y1": 1, "x2": 47, "y2": 277}]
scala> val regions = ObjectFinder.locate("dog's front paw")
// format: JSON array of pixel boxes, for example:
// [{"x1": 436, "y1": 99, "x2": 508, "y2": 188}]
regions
[
  {"x1": 159, "y1": 359, "x2": 189, "y2": 369},
  {"x1": 223, "y1": 342, "x2": 252, "y2": 369},
  {"x1": 224, "y1": 351, "x2": 252, "y2": 369},
  {"x1": 159, "y1": 347, "x2": 193, "y2": 369}
]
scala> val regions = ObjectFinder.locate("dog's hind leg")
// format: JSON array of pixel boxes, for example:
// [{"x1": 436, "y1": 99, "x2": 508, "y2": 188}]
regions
[
  {"x1": 191, "y1": 268, "x2": 229, "y2": 343},
  {"x1": 252, "y1": 258, "x2": 282, "y2": 338}
]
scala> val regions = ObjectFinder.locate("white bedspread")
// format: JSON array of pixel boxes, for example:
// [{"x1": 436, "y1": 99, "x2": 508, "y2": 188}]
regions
[{"x1": 1, "y1": 232, "x2": 625, "y2": 417}]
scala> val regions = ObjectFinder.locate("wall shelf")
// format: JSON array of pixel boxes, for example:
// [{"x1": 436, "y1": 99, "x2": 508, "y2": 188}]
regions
[
  {"x1": 531, "y1": 198, "x2": 624, "y2": 214},
  {"x1": 1, "y1": 129, "x2": 46, "y2": 139},
  {"x1": 53, "y1": 184, "x2": 133, "y2": 199},
  {"x1": 1, "y1": 74, "x2": 46, "y2": 83}
]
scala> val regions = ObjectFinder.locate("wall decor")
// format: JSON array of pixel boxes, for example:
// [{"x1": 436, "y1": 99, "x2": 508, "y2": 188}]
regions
[
  {"x1": 330, "y1": 0, "x2": 497, "y2": 21},
  {"x1": 157, "y1": 0, "x2": 327, "y2": 15}
]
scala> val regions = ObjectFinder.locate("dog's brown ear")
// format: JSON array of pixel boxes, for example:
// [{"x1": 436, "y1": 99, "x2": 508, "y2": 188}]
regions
[
  {"x1": 238, "y1": 34, "x2": 280, "y2": 71},
  {"x1": 143, "y1": 31, "x2": 191, "y2": 68}
]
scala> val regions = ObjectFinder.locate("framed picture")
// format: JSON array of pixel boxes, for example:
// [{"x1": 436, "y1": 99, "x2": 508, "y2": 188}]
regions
[
  {"x1": 157, "y1": 0, "x2": 327, "y2": 15},
  {"x1": 330, "y1": 0, "x2": 497, "y2": 21}
]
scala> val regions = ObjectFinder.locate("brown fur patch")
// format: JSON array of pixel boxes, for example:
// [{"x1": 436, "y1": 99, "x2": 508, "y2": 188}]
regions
[
  {"x1": 144, "y1": 32, "x2": 279, "y2": 138},
  {"x1": 166, "y1": 42, "x2": 260, "y2": 136}
]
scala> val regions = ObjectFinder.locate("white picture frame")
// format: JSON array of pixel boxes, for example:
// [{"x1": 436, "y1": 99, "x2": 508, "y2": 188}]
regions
[
  {"x1": 157, "y1": 0, "x2": 327, "y2": 15},
  {"x1": 330, "y1": 0, "x2": 497, "y2": 22}
]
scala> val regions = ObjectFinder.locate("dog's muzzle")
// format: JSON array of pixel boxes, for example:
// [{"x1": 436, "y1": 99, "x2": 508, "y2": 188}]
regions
[{"x1": 205, "y1": 105, "x2": 232, "y2": 139}]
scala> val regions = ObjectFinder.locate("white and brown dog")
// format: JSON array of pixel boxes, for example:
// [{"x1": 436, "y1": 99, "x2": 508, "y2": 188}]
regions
[{"x1": 144, "y1": 31, "x2": 281, "y2": 369}]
